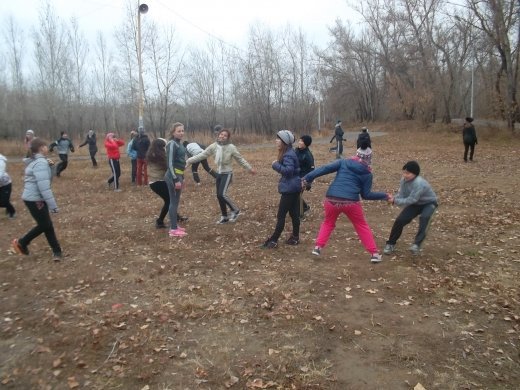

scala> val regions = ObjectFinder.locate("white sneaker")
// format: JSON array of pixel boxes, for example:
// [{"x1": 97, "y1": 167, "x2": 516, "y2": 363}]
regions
[
  {"x1": 229, "y1": 210, "x2": 240, "y2": 222},
  {"x1": 409, "y1": 244, "x2": 420, "y2": 255},
  {"x1": 370, "y1": 253, "x2": 383, "y2": 263},
  {"x1": 216, "y1": 216, "x2": 229, "y2": 224}
]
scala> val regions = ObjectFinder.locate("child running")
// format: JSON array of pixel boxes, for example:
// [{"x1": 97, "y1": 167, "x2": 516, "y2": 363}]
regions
[
  {"x1": 295, "y1": 135, "x2": 314, "y2": 218},
  {"x1": 79, "y1": 129, "x2": 98, "y2": 168},
  {"x1": 49, "y1": 131, "x2": 75, "y2": 177},
  {"x1": 384, "y1": 161, "x2": 438, "y2": 255},
  {"x1": 186, "y1": 128, "x2": 256, "y2": 224},
  {"x1": 104, "y1": 133, "x2": 125, "y2": 191},
  {"x1": 165, "y1": 122, "x2": 187, "y2": 237},
  {"x1": 261, "y1": 130, "x2": 301, "y2": 248},
  {"x1": 12, "y1": 138, "x2": 62, "y2": 260},
  {"x1": 0, "y1": 153, "x2": 16, "y2": 219},
  {"x1": 302, "y1": 145, "x2": 389, "y2": 263}
]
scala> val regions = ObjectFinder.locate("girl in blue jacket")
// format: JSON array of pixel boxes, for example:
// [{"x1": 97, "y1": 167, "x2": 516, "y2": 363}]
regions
[
  {"x1": 303, "y1": 146, "x2": 390, "y2": 263},
  {"x1": 261, "y1": 130, "x2": 301, "y2": 249}
]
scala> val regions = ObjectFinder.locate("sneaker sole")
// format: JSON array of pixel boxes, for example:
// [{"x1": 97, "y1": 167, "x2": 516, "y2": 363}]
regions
[{"x1": 11, "y1": 239, "x2": 28, "y2": 255}]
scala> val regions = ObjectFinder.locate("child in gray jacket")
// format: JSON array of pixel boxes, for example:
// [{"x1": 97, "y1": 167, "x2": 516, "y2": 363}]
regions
[{"x1": 384, "y1": 161, "x2": 438, "y2": 255}]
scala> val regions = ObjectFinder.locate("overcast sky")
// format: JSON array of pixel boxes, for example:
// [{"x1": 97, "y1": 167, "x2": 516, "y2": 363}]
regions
[{"x1": 2, "y1": 0, "x2": 360, "y2": 49}]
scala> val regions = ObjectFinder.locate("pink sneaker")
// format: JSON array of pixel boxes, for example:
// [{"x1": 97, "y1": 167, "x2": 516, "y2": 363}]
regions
[
  {"x1": 169, "y1": 228, "x2": 187, "y2": 237},
  {"x1": 177, "y1": 226, "x2": 185, "y2": 231}
]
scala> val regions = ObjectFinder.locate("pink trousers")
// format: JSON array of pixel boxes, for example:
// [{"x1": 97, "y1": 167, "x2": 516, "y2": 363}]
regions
[{"x1": 315, "y1": 199, "x2": 379, "y2": 254}]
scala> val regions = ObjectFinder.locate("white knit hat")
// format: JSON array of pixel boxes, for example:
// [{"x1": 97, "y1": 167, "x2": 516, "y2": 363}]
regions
[{"x1": 356, "y1": 147, "x2": 372, "y2": 165}]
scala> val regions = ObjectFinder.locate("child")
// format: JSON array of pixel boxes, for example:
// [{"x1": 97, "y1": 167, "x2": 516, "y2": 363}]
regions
[
  {"x1": 0, "y1": 153, "x2": 16, "y2": 219},
  {"x1": 356, "y1": 127, "x2": 372, "y2": 149},
  {"x1": 186, "y1": 128, "x2": 256, "y2": 224},
  {"x1": 127, "y1": 130, "x2": 138, "y2": 184},
  {"x1": 24, "y1": 129, "x2": 35, "y2": 157},
  {"x1": 104, "y1": 133, "x2": 125, "y2": 191},
  {"x1": 49, "y1": 131, "x2": 75, "y2": 177},
  {"x1": 303, "y1": 146, "x2": 389, "y2": 263},
  {"x1": 462, "y1": 117, "x2": 478, "y2": 162},
  {"x1": 183, "y1": 141, "x2": 217, "y2": 185},
  {"x1": 12, "y1": 138, "x2": 62, "y2": 260},
  {"x1": 165, "y1": 122, "x2": 187, "y2": 237},
  {"x1": 262, "y1": 130, "x2": 301, "y2": 249},
  {"x1": 384, "y1": 161, "x2": 438, "y2": 255},
  {"x1": 79, "y1": 129, "x2": 98, "y2": 167},
  {"x1": 295, "y1": 135, "x2": 314, "y2": 218},
  {"x1": 147, "y1": 138, "x2": 189, "y2": 229},
  {"x1": 133, "y1": 127, "x2": 150, "y2": 185}
]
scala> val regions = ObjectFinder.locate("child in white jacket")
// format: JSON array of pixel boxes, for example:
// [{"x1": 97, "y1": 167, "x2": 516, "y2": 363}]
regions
[{"x1": 0, "y1": 154, "x2": 15, "y2": 218}]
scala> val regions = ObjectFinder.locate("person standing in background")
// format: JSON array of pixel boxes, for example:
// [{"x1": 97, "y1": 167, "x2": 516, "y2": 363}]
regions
[
  {"x1": 329, "y1": 120, "x2": 345, "y2": 159},
  {"x1": 79, "y1": 129, "x2": 98, "y2": 168},
  {"x1": 11, "y1": 138, "x2": 62, "y2": 261},
  {"x1": 49, "y1": 131, "x2": 75, "y2": 177},
  {"x1": 462, "y1": 117, "x2": 478, "y2": 162},
  {"x1": 104, "y1": 133, "x2": 125, "y2": 192},
  {"x1": 24, "y1": 129, "x2": 35, "y2": 157},
  {"x1": 0, "y1": 153, "x2": 16, "y2": 219},
  {"x1": 133, "y1": 127, "x2": 150, "y2": 185},
  {"x1": 356, "y1": 127, "x2": 372, "y2": 149},
  {"x1": 127, "y1": 130, "x2": 138, "y2": 185}
]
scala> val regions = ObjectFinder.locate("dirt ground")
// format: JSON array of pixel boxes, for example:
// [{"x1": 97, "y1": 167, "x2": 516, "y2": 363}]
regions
[{"x1": 1, "y1": 124, "x2": 519, "y2": 389}]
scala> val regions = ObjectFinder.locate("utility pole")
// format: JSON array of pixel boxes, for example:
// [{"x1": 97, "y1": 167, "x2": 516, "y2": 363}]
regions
[{"x1": 137, "y1": 2, "x2": 148, "y2": 130}]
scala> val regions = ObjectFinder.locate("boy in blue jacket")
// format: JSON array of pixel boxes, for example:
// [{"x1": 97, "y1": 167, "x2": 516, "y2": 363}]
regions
[{"x1": 303, "y1": 145, "x2": 390, "y2": 263}]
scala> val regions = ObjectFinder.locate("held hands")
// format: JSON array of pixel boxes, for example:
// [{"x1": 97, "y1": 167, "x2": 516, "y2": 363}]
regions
[
  {"x1": 386, "y1": 193, "x2": 394, "y2": 204},
  {"x1": 174, "y1": 181, "x2": 182, "y2": 190},
  {"x1": 301, "y1": 179, "x2": 312, "y2": 191}
]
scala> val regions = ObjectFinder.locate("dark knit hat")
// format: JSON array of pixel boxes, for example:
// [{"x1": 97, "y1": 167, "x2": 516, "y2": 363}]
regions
[
  {"x1": 402, "y1": 160, "x2": 420, "y2": 176},
  {"x1": 300, "y1": 135, "x2": 312, "y2": 147},
  {"x1": 213, "y1": 124, "x2": 223, "y2": 133},
  {"x1": 465, "y1": 117, "x2": 473, "y2": 123}
]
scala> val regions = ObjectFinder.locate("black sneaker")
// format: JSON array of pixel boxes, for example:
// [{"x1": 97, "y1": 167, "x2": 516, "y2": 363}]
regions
[
  {"x1": 261, "y1": 240, "x2": 278, "y2": 249},
  {"x1": 11, "y1": 239, "x2": 29, "y2": 255},
  {"x1": 285, "y1": 235, "x2": 299, "y2": 245},
  {"x1": 53, "y1": 252, "x2": 62, "y2": 262},
  {"x1": 155, "y1": 219, "x2": 167, "y2": 229}
]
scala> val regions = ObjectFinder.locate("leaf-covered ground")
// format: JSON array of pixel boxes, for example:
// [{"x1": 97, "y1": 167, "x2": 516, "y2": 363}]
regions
[{"x1": 1, "y1": 124, "x2": 519, "y2": 389}]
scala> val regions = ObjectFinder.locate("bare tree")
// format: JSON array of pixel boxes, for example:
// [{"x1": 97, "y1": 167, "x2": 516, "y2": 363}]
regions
[
  {"x1": 467, "y1": 0, "x2": 519, "y2": 131},
  {"x1": 68, "y1": 17, "x2": 89, "y2": 135}
]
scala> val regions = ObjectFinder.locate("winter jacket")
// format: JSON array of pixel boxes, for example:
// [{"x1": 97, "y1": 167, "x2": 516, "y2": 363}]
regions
[
  {"x1": 186, "y1": 142, "x2": 252, "y2": 174},
  {"x1": 272, "y1": 148, "x2": 301, "y2": 194},
  {"x1": 0, "y1": 154, "x2": 12, "y2": 187},
  {"x1": 132, "y1": 134, "x2": 150, "y2": 159},
  {"x1": 127, "y1": 139, "x2": 138, "y2": 160},
  {"x1": 304, "y1": 157, "x2": 387, "y2": 201},
  {"x1": 393, "y1": 176, "x2": 437, "y2": 207},
  {"x1": 165, "y1": 139, "x2": 186, "y2": 182},
  {"x1": 49, "y1": 137, "x2": 74, "y2": 155},
  {"x1": 79, "y1": 134, "x2": 98, "y2": 152},
  {"x1": 462, "y1": 125, "x2": 478, "y2": 145},
  {"x1": 105, "y1": 138, "x2": 125, "y2": 159},
  {"x1": 21, "y1": 154, "x2": 57, "y2": 210},
  {"x1": 356, "y1": 132, "x2": 372, "y2": 149},
  {"x1": 295, "y1": 147, "x2": 314, "y2": 177},
  {"x1": 330, "y1": 125, "x2": 345, "y2": 142},
  {"x1": 185, "y1": 142, "x2": 205, "y2": 158}
]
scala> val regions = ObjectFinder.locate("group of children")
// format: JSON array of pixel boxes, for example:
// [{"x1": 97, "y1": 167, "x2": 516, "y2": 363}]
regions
[{"x1": 7, "y1": 124, "x2": 438, "y2": 263}]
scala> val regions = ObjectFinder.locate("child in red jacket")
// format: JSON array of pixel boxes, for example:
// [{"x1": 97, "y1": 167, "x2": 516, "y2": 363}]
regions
[{"x1": 104, "y1": 133, "x2": 125, "y2": 191}]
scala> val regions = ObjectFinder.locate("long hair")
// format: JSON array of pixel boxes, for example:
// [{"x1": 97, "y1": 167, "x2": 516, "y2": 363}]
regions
[
  {"x1": 146, "y1": 139, "x2": 167, "y2": 171},
  {"x1": 277, "y1": 140, "x2": 290, "y2": 162},
  {"x1": 29, "y1": 138, "x2": 47, "y2": 156}
]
